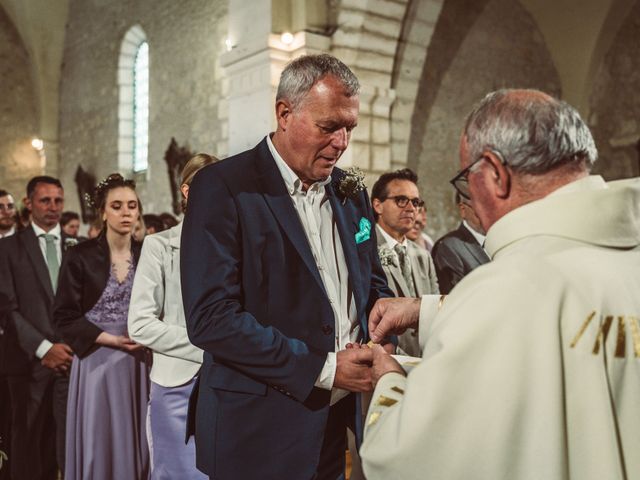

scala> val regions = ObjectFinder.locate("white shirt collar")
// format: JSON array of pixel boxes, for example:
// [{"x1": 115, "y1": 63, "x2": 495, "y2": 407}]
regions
[
  {"x1": 32, "y1": 222, "x2": 61, "y2": 239},
  {"x1": 462, "y1": 220, "x2": 486, "y2": 246},
  {"x1": 376, "y1": 223, "x2": 407, "y2": 249},
  {"x1": 266, "y1": 134, "x2": 331, "y2": 195},
  {"x1": 0, "y1": 226, "x2": 15, "y2": 238}
]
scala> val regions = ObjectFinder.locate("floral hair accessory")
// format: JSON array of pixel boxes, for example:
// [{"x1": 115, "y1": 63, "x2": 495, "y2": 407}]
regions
[
  {"x1": 336, "y1": 167, "x2": 366, "y2": 204},
  {"x1": 85, "y1": 173, "x2": 136, "y2": 210}
]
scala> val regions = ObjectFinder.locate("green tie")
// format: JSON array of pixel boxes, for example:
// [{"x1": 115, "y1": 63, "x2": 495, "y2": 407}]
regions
[{"x1": 41, "y1": 234, "x2": 59, "y2": 290}]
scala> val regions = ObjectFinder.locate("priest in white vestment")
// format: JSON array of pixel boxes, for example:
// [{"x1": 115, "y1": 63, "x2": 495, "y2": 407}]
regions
[{"x1": 360, "y1": 89, "x2": 640, "y2": 480}]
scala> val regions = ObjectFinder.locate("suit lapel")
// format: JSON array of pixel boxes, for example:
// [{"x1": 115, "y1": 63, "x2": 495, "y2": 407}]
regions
[
  {"x1": 458, "y1": 224, "x2": 490, "y2": 266},
  {"x1": 408, "y1": 246, "x2": 428, "y2": 295},
  {"x1": 375, "y1": 226, "x2": 410, "y2": 297},
  {"x1": 22, "y1": 227, "x2": 54, "y2": 301},
  {"x1": 326, "y1": 184, "x2": 364, "y2": 317},
  {"x1": 256, "y1": 143, "x2": 326, "y2": 294}
]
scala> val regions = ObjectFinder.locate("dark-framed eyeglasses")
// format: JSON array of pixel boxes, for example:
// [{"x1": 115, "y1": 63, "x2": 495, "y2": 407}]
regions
[
  {"x1": 383, "y1": 195, "x2": 425, "y2": 209},
  {"x1": 450, "y1": 150, "x2": 509, "y2": 201},
  {"x1": 449, "y1": 155, "x2": 486, "y2": 201}
]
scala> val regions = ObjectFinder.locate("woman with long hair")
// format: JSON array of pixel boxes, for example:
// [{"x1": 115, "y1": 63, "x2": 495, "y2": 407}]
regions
[
  {"x1": 54, "y1": 173, "x2": 150, "y2": 479},
  {"x1": 128, "y1": 153, "x2": 217, "y2": 479}
]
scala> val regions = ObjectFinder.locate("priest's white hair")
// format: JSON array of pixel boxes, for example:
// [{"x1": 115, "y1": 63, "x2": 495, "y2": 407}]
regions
[{"x1": 463, "y1": 89, "x2": 598, "y2": 174}]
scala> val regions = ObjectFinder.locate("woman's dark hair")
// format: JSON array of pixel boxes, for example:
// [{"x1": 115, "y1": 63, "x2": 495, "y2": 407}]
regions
[{"x1": 86, "y1": 173, "x2": 137, "y2": 213}]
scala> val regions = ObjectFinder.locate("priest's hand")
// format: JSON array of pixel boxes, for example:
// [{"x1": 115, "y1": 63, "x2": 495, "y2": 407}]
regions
[
  {"x1": 334, "y1": 348, "x2": 374, "y2": 392},
  {"x1": 369, "y1": 297, "x2": 421, "y2": 343},
  {"x1": 371, "y1": 345, "x2": 405, "y2": 387}
]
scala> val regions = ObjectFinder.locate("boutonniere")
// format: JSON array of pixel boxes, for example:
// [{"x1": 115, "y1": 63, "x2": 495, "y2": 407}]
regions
[
  {"x1": 335, "y1": 167, "x2": 366, "y2": 205},
  {"x1": 377, "y1": 245, "x2": 397, "y2": 267},
  {"x1": 64, "y1": 237, "x2": 78, "y2": 250}
]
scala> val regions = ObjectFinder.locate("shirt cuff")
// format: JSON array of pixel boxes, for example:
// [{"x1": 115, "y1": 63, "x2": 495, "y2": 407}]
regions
[
  {"x1": 35, "y1": 339, "x2": 54, "y2": 359},
  {"x1": 314, "y1": 351, "x2": 336, "y2": 390},
  {"x1": 418, "y1": 294, "x2": 441, "y2": 346}
]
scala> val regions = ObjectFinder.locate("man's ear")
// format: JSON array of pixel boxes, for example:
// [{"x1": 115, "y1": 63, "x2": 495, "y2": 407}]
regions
[
  {"x1": 23, "y1": 196, "x2": 32, "y2": 212},
  {"x1": 372, "y1": 198, "x2": 383, "y2": 216},
  {"x1": 275, "y1": 99, "x2": 293, "y2": 131},
  {"x1": 482, "y1": 150, "x2": 510, "y2": 199}
]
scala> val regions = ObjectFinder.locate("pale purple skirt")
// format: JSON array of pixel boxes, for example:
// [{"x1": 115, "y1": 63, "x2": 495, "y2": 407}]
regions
[
  {"x1": 148, "y1": 378, "x2": 206, "y2": 479},
  {"x1": 64, "y1": 346, "x2": 150, "y2": 480}
]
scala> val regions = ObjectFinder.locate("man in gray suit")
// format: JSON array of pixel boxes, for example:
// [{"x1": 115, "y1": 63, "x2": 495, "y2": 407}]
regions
[
  {"x1": 0, "y1": 176, "x2": 73, "y2": 480},
  {"x1": 371, "y1": 168, "x2": 439, "y2": 356},
  {"x1": 432, "y1": 192, "x2": 490, "y2": 294}
]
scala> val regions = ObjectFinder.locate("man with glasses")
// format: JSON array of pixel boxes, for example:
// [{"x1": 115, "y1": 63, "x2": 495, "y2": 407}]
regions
[
  {"x1": 431, "y1": 191, "x2": 490, "y2": 294},
  {"x1": 0, "y1": 190, "x2": 17, "y2": 238},
  {"x1": 371, "y1": 168, "x2": 439, "y2": 356},
  {"x1": 360, "y1": 89, "x2": 640, "y2": 479}
]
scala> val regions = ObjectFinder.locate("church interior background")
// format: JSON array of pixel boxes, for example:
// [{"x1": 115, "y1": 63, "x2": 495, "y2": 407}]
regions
[{"x1": 1, "y1": 0, "x2": 639, "y2": 239}]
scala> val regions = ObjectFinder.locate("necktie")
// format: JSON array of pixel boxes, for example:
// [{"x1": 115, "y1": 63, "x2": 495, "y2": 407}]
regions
[
  {"x1": 394, "y1": 244, "x2": 416, "y2": 297},
  {"x1": 41, "y1": 234, "x2": 59, "y2": 290}
]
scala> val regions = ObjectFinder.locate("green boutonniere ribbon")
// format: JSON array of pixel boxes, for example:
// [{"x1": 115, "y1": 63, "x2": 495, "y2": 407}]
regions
[{"x1": 355, "y1": 217, "x2": 371, "y2": 244}]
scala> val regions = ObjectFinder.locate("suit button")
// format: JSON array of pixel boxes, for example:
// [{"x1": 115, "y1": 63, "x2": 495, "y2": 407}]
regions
[{"x1": 322, "y1": 325, "x2": 333, "y2": 335}]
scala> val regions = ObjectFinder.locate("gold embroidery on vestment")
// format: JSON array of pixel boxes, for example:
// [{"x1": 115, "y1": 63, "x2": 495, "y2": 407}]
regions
[
  {"x1": 367, "y1": 412, "x2": 381, "y2": 426},
  {"x1": 376, "y1": 395, "x2": 398, "y2": 407},
  {"x1": 592, "y1": 315, "x2": 613, "y2": 355},
  {"x1": 570, "y1": 310, "x2": 596, "y2": 348},
  {"x1": 615, "y1": 316, "x2": 626, "y2": 358},
  {"x1": 629, "y1": 316, "x2": 640, "y2": 358},
  {"x1": 391, "y1": 386, "x2": 405, "y2": 395}
]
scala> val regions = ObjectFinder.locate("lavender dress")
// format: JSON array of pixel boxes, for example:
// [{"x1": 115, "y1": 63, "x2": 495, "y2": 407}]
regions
[{"x1": 64, "y1": 263, "x2": 150, "y2": 480}]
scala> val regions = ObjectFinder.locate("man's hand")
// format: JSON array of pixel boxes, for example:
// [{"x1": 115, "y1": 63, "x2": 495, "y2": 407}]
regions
[
  {"x1": 368, "y1": 297, "x2": 422, "y2": 343},
  {"x1": 333, "y1": 348, "x2": 374, "y2": 393},
  {"x1": 41, "y1": 343, "x2": 73, "y2": 373},
  {"x1": 371, "y1": 345, "x2": 405, "y2": 387}
]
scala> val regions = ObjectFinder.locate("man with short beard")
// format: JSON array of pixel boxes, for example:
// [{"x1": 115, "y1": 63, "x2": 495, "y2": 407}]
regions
[{"x1": 0, "y1": 190, "x2": 17, "y2": 238}]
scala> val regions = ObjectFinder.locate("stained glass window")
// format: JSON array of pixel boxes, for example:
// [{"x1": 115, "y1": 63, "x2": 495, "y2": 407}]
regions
[{"x1": 133, "y1": 42, "x2": 149, "y2": 172}]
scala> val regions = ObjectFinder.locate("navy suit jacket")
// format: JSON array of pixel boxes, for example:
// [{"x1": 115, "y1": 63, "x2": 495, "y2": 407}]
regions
[
  {"x1": 431, "y1": 222, "x2": 490, "y2": 294},
  {"x1": 181, "y1": 138, "x2": 392, "y2": 479}
]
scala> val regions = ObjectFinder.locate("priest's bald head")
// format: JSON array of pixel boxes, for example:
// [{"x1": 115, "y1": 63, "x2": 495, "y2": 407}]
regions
[{"x1": 451, "y1": 89, "x2": 598, "y2": 232}]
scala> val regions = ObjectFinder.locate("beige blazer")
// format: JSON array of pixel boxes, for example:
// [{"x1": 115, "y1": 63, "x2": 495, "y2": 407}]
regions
[
  {"x1": 376, "y1": 225, "x2": 439, "y2": 355},
  {"x1": 128, "y1": 223, "x2": 203, "y2": 387}
]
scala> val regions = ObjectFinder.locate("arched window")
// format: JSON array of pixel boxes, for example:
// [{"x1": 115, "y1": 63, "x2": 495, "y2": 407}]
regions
[{"x1": 118, "y1": 25, "x2": 149, "y2": 174}]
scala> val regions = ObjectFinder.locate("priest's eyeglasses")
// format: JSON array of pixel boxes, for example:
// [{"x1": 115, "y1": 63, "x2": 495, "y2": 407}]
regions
[
  {"x1": 449, "y1": 155, "x2": 486, "y2": 201},
  {"x1": 450, "y1": 150, "x2": 509, "y2": 201},
  {"x1": 384, "y1": 195, "x2": 425, "y2": 209}
]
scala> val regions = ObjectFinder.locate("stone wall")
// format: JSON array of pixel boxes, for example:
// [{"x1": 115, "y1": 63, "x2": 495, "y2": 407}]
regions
[
  {"x1": 408, "y1": 0, "x2": 562, "y2": 240},
  {"x1": 0, "y1": 5, "x2": 40, "y2": 202},
  {"x1": 59, "y1": 0, "x2": 228, "y2": 217},
  {"x1": 589, "y1": 0, "x2": 640, "y2": 180}
]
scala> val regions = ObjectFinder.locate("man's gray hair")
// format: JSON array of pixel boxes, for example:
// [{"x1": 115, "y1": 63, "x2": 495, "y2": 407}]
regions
[
  {"x1": 463, "y1": 89, "x2": 598, "y2": 174},
  {"x1": 276, "y1": 54, "x2": 360, "y2": 109}
]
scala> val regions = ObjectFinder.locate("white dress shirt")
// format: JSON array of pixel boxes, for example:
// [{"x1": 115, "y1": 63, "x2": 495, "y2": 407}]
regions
[
  {"x1": 267, "y1": 135, "x2": 358, "y2": 405},
  {"x1": 0, "y1": 226, "x2": 15, "y2": 238},
  {"x1": 376, "y1": 224, "x2": 409, "y2": 251},
  {"x1": 31, "y1": 222, "x2": 62, "y2": 359}
]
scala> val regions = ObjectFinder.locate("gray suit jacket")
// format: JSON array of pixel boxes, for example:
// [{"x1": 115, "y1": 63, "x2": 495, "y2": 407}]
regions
[
  {"x1": 376, "y1": 225, "x2": 439, "y2": 355},
  {"x1": 0, "y1": 226, "x2": 68, "y2": 374},
  {"x1": 432, "y1": 222, "x2": 490, "y2": 294}
]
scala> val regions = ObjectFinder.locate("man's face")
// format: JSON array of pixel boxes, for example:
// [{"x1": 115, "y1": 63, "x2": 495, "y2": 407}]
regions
[
  {"x1": 374, "y1": 179, "x2": 421, "y2": 238},
  {"x1": 459, "y1": 136, "x2": 492, "y2": 231},
  {"x1": 0, "y1": 194, "x2": 16, "y2": 230},
  {"x1": 406, "y1": 208, "x2": 427, "y2": 242},
  {"x1": 277, "y1": 75, "x2": 359, "y2": 186},
  {"x1": 26, "y1": 183, "x2": 64, "y2": 230},
  {"x1": 62, "y1": 219, "x2": 80, "y2": 237}
]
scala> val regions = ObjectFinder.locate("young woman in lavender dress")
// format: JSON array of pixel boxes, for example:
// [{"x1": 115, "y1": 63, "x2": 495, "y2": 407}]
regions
[
  {"x1": 54, "y1": 174, "x2": 150, "y2": 480},
  {"x1": 128, "y1": 154, "x2": 217, "y2": 479}
]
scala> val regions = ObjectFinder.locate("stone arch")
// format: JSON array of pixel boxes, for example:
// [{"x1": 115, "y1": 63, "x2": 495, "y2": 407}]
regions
[
  {"x1": 0, "y1": 4, "x2": 40, "y2": 198},
  {"x1": 408, "y1": 0, "x2": 562, "y2": 238},
  {"x1": 117, "y1": 24, "x2": 148, "y2": 174}
]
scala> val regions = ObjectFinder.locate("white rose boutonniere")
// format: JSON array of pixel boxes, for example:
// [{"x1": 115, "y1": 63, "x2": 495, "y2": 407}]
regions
[
  {"x1": 64, "y1": 237, "x2": 79, "y2": 251},
  {"x1": 335, "y1": 167, "x2": 366, "y2": 205},
  {"x1": 377, "y1": 245, "x2": 397, "y2": 267}
]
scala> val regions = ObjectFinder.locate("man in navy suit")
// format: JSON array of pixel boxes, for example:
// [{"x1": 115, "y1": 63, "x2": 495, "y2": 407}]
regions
[{"x1": 181, "y1": 54, "x2": 392, "y2": 479}]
